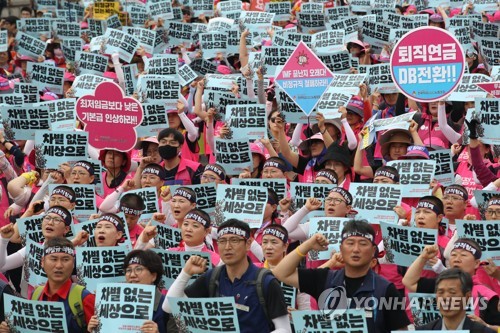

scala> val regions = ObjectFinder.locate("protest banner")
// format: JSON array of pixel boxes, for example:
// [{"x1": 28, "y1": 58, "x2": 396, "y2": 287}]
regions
[
  {"x1": 280, "y1": 282, "x2": 297, "y2": 309},
  {"x1": 350, "y1": 183, "x2": 402, "y2": 224},
  {"x1": 36, "y1": 0, "x2": 58, "y2": 10},
  {"x1": 0, "y1": 30, "x2": 8, "y2": 52},
  {"x1": 96, "y1": 283, "x2": 155, "y2": 333},
  {"x1": 292, "y1": 310, "x2": 368, "y2": 332},
  {"x1": 136, "y1": 102, "x2": 167, "y2": 138},
  {"x1": 93, "y1": 1, "x2": 119, "y2": 19},
  {"x1": 40, "y1": 98, "x2": 76, "y2": 131},
  {"x1": 308, "y1": 217, "x2": 350, "y2": 261},
  {"x1": 476, "y1": 81, "x2": 500, "y2": 98},
  {"x1": 474, "y1": 98, "x2": 500, "y2": 145},
  {"x1": 52, "y1": 22, "x2": 81, "y2": 40},
  {"x1": 327, "y1": 17, "x2": 359, "y2": 42},
  {"x1": 203, "y1": 91, "x2": 256, "y2": 119},
  {"x1": 76, "y1": 246, "x2": 129, "y2": 292},
  {"x1": 152, "y1": 250, "x2": 211, "y2": 289},
  {"x1": 389, "y1": 28, "x2": 411, "y2": 44},
  {"x1": 178, "y1": 64, "x2": 198, "y2": 87},
  {"x1": 171, "y1": 183, "x2": 217, "y2": 218},
  {"x1": 214, "y1": 138, "x2": 253, "y2": 176},
  {"x1": 447, "y1": 74, "x2": 492, "y2": 102},
  {"x1": 265, "y1": 2, "x2": 291, "y2": 21},
  {"x1": 200, "y1": 32, "x2": 228, "y2": 59},
  {"x1": 136, "y1": 75, "x2": 180, "y2": 108},
  {"x1": 390, "y1": 27, "x2": 465, "y2": 102},
  {"x1": 61, "y1": 38, "x2": 83, "y2": 62},
  {"x1": 121, "y1": 187, "x2": 159, "y2": 226},
  {"x1": 147, "y1": 0, "x2": 174, "y2": 20},
  {"x1": 34, "y1": 130, "x2": 88, "y2": 169},
  {"x1": 129, "y1": 4, "x2": 149, "y2": 27},
  {"x1": 359, "y1": 63, "x2": 398, "y2": 94},
  {"x1": 190, "y1": 0, "x2": 214, "y2": 16},
  {"x1": 26, "y1": 62, "x2": 64, "y2": 95},
  {"x1": 70, "y1": 74, "x2": 112, "y2": 98},
  {"x1": 386, "y1": 159, "x2": 435, "y2": 197},
  {"x1": 17, "y1": 215, "x2": 45, "y2": 247},
  {"x1": 408, "y1": 292, "x2": 441, "y2": 327},
  {"x1": 1, "y1": 105, "x2": 50, "y2": 140},
  {"x1": 290, "y1": 182, "x2": 336, "y2": 210},
  {"x1": 75, "y1": 51, "x2": 109, "y2": 76},
  {"x1": 350, "y1": 0, "x2": 371, "y2": 11},
  {"x1": 15, "y1": 31, "x2": 47, "y2": 59},
  {"x1": 144, "y1": 55, "x2": 178, "y2": 76},
  {"x1": 87, "y1": 19, "x2": 106, "y2": 38},
  {"x1": 428, "y1": 149, "x2": 454, "y2": 186},
  {"x1": 232, "y1": 178, "x2": 288, "y2": 201},
  {"x1": 189, "y1": 58, "x2": 218, "y2": 76},
  {"x1": 362, "y1": 21, "x2": 390, "y2": 51},
  {"x1": 152, "y1": 221, "x2": 182, "y2": 249},
  {"x1": 384, "y1": 12, "x2": 428, "y2": 29},
  {"x1": 301, "y1": 2, "x2": 324, "y2": 13},
  {"x1": 214, "y1": 184, "x2": 267, "y2": 227},
  {"x1": 324, "y1": 6, "x2": 350, "y2": 21},
  {"x1": 275, "y1": 87, "x2": 318, "y2": 123},
  {"x1": 380, "y1": 222, "x2": 438, "y2": 267},
  {"x1": 297, "y1": 12, "x2": 326, "y2": 34},
  {"x1": 206, "y1": 18, "x2": 235, "y2": 32},
  {"x1": 72, "y1": 214, "x2": 133, "y2": 248},
  {"x1": 240, "y1": 11, "x2": 275, "y2": 33},
  {"x1": 49, "y1": 184, "x2": 96, "y2": 221},
  {"x1": 262, "y1": 46, "x2": 295, "y2": 76},
  {"x1": 3, "y1": 294, "x2": 68, "y2": 333},
  {"x1": 76, "y1": 81, "x2": 143, "y2": 151},
  {"x1": 0, "y1": 94, "x2": 23, "y2": 105},
  {"x1": 311, "y1": 30, "x2": 344, "y2": 54},
  {"x1": 473, "y1": 190, "x2": 498, "y2": 220},
  {"x1": 103, "y1": 28, "x2": 140, "y2": 63},
  {"x1": 316, "y1": 73, "x2": 366, "y2": 118},
  {"x1": 18, "y1": 18, "x2": 52, "y2": 38},
  {"x1": 318, "y1": 50, "x2": 352, "y2": 74},
  {"x1": 123, "y1": 27, "x2": 156, "y2": 54},
  {"x1": 14, "y1": 83, "x2": 40, "y2": 104},
  {"x1": 204, "y1": 74, "x2": 241, "y2": 92},
  {"x1": 225, "y1": 104, "x2": 267, "y2": 140},
  {"x1": 216, "y1": 0, "x2": 242, "y2": 19},
  {"x1": 373, "y1": 111, "x2": 416, "y2": 132},
  {"x1": 105, "y1": 14, "x2": 122, "y2": 30},
  {"x1": 456, "y1": 219, "x2": 500, "y2": 264},
  {"x1": 449, "y1": 26, "x2": 474, "y2": 55},
  {"x1": 168, "y1": 297, "x2": 240, "y2": 333},
  {"x1": 122, "y1": 64, "x2": 139, "y2": 97},
  {"x1": 24, "y1": 240, "x2": 47, "y2": 287},
  {"x1": 471, "y1": 0, "x2": 498, "y2": 11},
  {"x1": 275, "y1": 41, "x2": 334, "y2": 117},
  {"x1": 87, "y1": 159, "x2": 105, "y2": 197}
]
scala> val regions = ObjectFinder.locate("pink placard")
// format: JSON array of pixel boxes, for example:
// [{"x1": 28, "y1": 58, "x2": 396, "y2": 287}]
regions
[{"x1": 76, "y1": 81, "x2": 144, "y2": 152}]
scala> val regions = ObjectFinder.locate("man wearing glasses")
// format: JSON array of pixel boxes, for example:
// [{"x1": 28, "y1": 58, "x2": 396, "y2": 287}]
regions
[
  {"x1": 163, "y1": 219, "x2": 291, "y2": 333},
  {"x1": 442, "y1": 185, "x2": 469, "y2": 238},
  {"x1": 484, "y1": 196, "x2": 500, "y2": 221}
]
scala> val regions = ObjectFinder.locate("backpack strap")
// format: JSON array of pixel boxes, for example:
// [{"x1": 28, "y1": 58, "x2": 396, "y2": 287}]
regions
[
  {"x1": 208, "y1": 266, "x2": 223, "y2": 297},
  {"x1": 255, "y1": 268, "x2": 271, "y2": 325},
  {"x1": 31, "y1": 286, "x2": 44, "y2": 301},
  {"x1": 68, "y1": 283, "x2": 87, "y2": 331}
]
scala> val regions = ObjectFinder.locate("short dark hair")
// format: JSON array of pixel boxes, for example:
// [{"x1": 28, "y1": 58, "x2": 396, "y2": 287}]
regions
[
  {"x1": 157, "y1": 128, "x2": 185, "y2": 146},
  {"x1": 435, "y1": 268, "x2": 473, "y2": 295},
  {"x1": 453, "y1": 237, "x2": 482, "y2": 259},
  {"x1": 20, "y1": 7, "x2": 33, "y2": 14},
  {"x1": 124, "y1": 250, "x2": 164, "y2": 286},
  {"x1": 218, "y1": 219, "x2": 251, "y2": 236},
  {"x1": 341, "y1": 219, "x2": 376, "y2": 242},
  {"x1": 120, "y1": 193, "x2": 146, "y2": 210},
  {"x1": 3, "y1": 16, "x2": 19, "y2": 25},
  {"x1": 51, "y1": 185, "x2": 76, "y2": 203},
  {"x1": 44, "y1": 237, "x2": 75, "y2": 251},
  {"x1": 419, "y1": 195, "x2": 444, "y2": 214},
  {"x1": 185, "y1": 208, "x2": 211, "y2": 228}
]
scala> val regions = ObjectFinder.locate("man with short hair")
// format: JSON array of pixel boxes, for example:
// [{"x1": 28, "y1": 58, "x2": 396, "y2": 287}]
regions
[
  {"x1": 273, "y1": 219, "x2": 410, "y2": 333},
  {"x1": 0, "y1": 238, "x2": 95, "y2": 333},
  {"x1": 163, "y1": 219, "x2": 291, "y2": 333},
  {"x1": 417, "y1": 268, "x2": 495, "y2": 332}
]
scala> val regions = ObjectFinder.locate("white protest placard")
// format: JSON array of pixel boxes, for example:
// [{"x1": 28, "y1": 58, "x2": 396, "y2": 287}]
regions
[
  {"x1": 216, "y1": 0, "x2": 242, "y2": 19},
  {"x1": 96, "y1": 283, "x2": 156, "y2": 333},
  {"x1": 26, "y1": 62, "x2": 64, "y2": 95},
  {"x1": 167, "y1": 21, "x2": 193, "y2": 46},
  {"x1": 0, "y1": 31, "x2": 8, "y2": 52},
  {"x1": 147, "y1": 0, "x2": 173, "y2": 20},
  {"x1": 428, "y1": 149, "x2": 454, "y2": 186},
  {"x1": 232, "y1": 178, "x2": 288, "y2": 201},
  {"x1": 328, "y1": 16, "x2": 359, "y2": 42},
  {"x1": 214, "y1": 138, "x2": 253, "y2": 176},
  {"x1": 53, "y1": 21, "x2": 81, "y2": 40},
  {"x1": 105, "y1": 14, "x2": 122, "y2": 30},
  {"x1": 318, "y1": 51, "x2": 352, "y2": 74},
  {"x1": 266, "y1": 2, "x2": 291, "y2": 22},
  {"x1": 103, "y1": 28, "x2": 140, "y2": 63},
  {"x1": 350, "y1": 0, "x2": 371, "y2": 12},
  {"x1": 316, "y1": 74, "x2": 366, "y2": 118},
  {"x1": 200, "y1": 32, "x2": 228, "y2": 59},
  {"x1": 190, "y1": 0, "x2": 214, "y2": 16},
  {"x1": 225, "y1": 104, "x2": 267, "y2": 140},
  {"x1": 373, "y1": 111, "x2": 416, "y2": 132},
  {"x1": 325, "y1": 6, "x2": 350, "y2": 22},
  {"x1": 34, "y1": 130, "x2": 88, "y2": 169},
  {"x1": 18, "y1": 18, "x2": 52, "y2": 38},
  {"x1": 87, "y1": 18, "x2": 106, "y2": 38},
  {"x1": 214, "y1": 184, "x2": 267, "y2": 227},
  {"x1": 137, "y1": 102, "x2": 168, "y2": 138},
  {"x1": 75, "y1": 51, "x2": 108, "y2": 76},
  {"x1": 1, "y1": 105, "x2": 50, "y2": 140},
  {"x1": 387, "y1": 159, "x2": 435, "y2": 197},
  {"x1": 290, "y1": 182, "x2": 336, "y2": 210},
  {"x1": 122, "y1": 63, "x2": 139, "y2": 97},
  {"x1": 359, "y1": 63, "x2": 398, "y2": 94},
  {"x1": 178, "y1": 64, "x2": 198, "y2": 86},
  {"x1": 70, "y1": 74, "x2": 112, "y2": 98},
  {"x1": 123, "y1": 27, "x2": 156, "y2": 54},
  {"x1": 362, "y1": 20, "x2": 390, "y2": 50},
  {"x1": 145, "y1": 55, "x2": 178, "y2": 76},
  {"x1": 136, "y1": 75, "x2": 180, "y2": 108},
  {"x1": 447, "y1": 74, "x2": 492, "y2": 102},
  {"x1": 189, "y1": 58, "x2": 217, "y2": 76},
  {"x1": 351, "y1": 182, "x2": 402, "y2": 224},
  {"x1": 15, "y1": 31, "x2": 47, "y2": 59},
  {"x1": 24, "y1": 240, "x2": 47, "y2": 286},
  {"x1": 41, "y1": 98, "x2": 76, "y2": 131},
  {"x1": 475, "y1": 98, "x2": 500, "y2": 145},
  {"x1": 297, "y1": 12, "x2": 326, "y2": 34},
  {"x1": 308, "y1": 217, "x2": 350, "y2": 260},
  {"x1": 292, "y1": 310, "x2": 368, "y2": 332},
  {"x1": 311, "y1": 30, "x2": 344, "y2": 54}
]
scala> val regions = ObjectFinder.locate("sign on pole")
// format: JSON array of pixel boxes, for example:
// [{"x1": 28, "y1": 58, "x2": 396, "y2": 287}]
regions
[{"x1": 275, "y1": 41, "x2": 334, "y2": 116}]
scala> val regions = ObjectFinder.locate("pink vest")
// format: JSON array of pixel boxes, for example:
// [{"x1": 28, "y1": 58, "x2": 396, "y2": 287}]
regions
[{"x1": 168, "y1": 244, "x2": 220, "y2": 267}]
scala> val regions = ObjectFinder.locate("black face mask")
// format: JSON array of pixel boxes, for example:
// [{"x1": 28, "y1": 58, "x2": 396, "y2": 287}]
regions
[{"x1": 159, "y1": 145, "x2": 178, "y2": 160}]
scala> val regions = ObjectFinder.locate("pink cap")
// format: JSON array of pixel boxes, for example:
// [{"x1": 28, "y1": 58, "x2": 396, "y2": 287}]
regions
[
  {"x1": 103, "y1": 71, "x2": 118, "y2": 80},
  {"x1": 64, "y1": 72, "x2": 76, "y2": 82},
  {"x1": 217, "y1": 65, "x2": 232, "y2": 75},
  {"x1": 41, "y1": 91, "x2": 59, "y2": 101},
  {"x1": 250, "y1": 142, "x2": 266, "y2": 158},
  {"x1": 399, "y1": 145, "x2": 430, "y2": 160},
  {"x1": 346, "y1": 95, "x2": 365, "y2": 118},
  {"x1": 0, "y1": 77, "x2": 11, "y2": 91},
  {"x1": 449, "y1": 8, "x2": 461, "y2": 17},
  {"x1": 406, "y1": 5, "x2": 417, "y2": 13},
  {"x1": 80, "y1": 22, "x2": 89, "y2": 29}
]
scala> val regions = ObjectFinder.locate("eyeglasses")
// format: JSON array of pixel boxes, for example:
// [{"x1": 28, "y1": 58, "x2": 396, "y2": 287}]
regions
[
  {"x1": 201, "y1": 174, "x2": 218, "y2": 182},
  {"x1": 218, "y1": 238, "x2": 246, "y2": 247},
  {"x1": 43, "y1": 215, "x2": 65, "y2": 225},
  {"x1": 442, "y1": 195, "x2": 465, "y2": 202},
  {"x1": 324, "y1": 197, "x2": 346, "y2": 206},
  {"x1": 125, "y1": 266, "x2": 146, "y2": 275},
  {"x1": 70, "y1": 171, "x2": 90, "y2": 177},
  {"x1": 486, "y1": 209, "x2": 500, "y2": 217}
]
